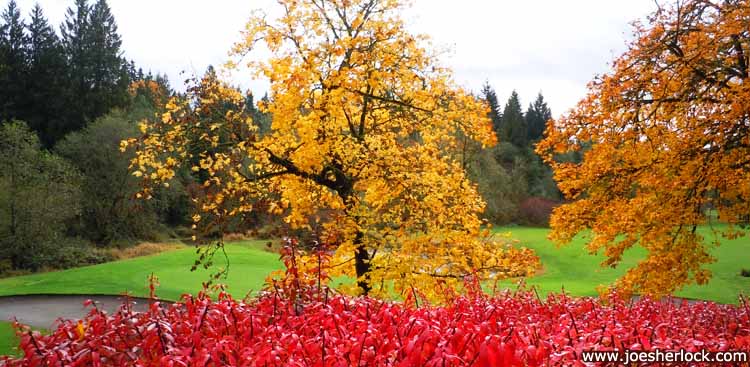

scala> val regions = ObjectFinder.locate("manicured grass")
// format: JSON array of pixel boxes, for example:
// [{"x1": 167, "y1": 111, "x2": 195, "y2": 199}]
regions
[
  {"x1": 0, "y1": 321, "x2": 18, "y2": 357},
  {"x1": 495, "y1": 225, "x2": 750, "y2": 304},
  {"x1": 0, "y1": 322, "x2": 46, "y2": 357},
  {"x1": 0, "y1": 228, "x2": 746, "y2": 305},
  {"x1": 0, "y1": 241, "x2": 282, "y2": 301}
]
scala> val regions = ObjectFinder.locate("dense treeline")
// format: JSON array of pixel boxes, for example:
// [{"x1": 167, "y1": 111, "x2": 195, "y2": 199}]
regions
[
  {"x1": 0, "y1": 0, "x2": 561, "y2": 274},
  {"x1": 466, "y1": 83, "x2": 561, "y2": 225},
  {"x1": 0, "y1": 0, "x2": 187, "y2": 273},
  {"x1": 1, "y1": 0, "x2": 132, "y2": 146}
]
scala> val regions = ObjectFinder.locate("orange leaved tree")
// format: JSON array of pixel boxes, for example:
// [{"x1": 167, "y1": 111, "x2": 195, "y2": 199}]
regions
[
  {"x1": 538, "y1": 0, "x2": 749, "y2": 297},
  {"x1": 123, "y1": 0, "x2": 538, "y2": 300}
]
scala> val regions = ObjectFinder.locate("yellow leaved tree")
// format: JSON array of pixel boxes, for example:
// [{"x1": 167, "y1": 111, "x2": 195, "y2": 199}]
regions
[
  {"x1": 538, "y1": 0, "x2": 750, "y2": 298},
  {"x1": 123, "y1": 0, "x2": 538, "y2": 300}
]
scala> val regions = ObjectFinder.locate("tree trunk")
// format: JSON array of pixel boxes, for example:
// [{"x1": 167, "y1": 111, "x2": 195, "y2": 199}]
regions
[{"x1": 353, "y1": 230, "x2": 371, "y2": 296}]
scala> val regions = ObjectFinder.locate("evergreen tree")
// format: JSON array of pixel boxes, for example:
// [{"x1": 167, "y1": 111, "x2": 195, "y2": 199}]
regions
[
  {"x1": 60, "y1": 0, "x2": 91, "y2": 138},
  {"x1": 88, "y1": 0, "x2": 129, "y2": 117},
  {"x1": 25, "y1": 3, "x2": 68, "y2": 146},
  {"x1": 244, "y1": 92, "x2": 272, "y2": 136},
  {"x1": 58, "y1": 0, "x2": 129, "y2": 144},
  {"x1": 27, "y1": 4, "x2": 59, "y2": 69},
  {"x1": 125, "y1": 59, "x2": 136, "y2": 80},
  {"x1": 61, "y1": 0, "x2": 89, "y2": 65},
  {"x1": 0, "y1": 0, "x2": 26, "y2": 122},
  {"x1": 480, "y1": 81, "x2": 502, "y2": 134},
  {"x1": 499, "y1": 90, "x2": 527, "y2": 147},
  {"x1": 525, "y1": 92, "x2": 552, "y2": 142},
  {"x1": 155, "y1": 72, "x2": 170, "y2": 91}
]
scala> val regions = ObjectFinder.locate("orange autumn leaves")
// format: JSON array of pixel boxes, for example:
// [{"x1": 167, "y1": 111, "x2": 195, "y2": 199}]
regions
[
  {"x1": 124, "y1": 0, "x2": 538, "y2": 301},
  {"x1": 538, "y1": 0, "x2": 750, "y2": 298}
]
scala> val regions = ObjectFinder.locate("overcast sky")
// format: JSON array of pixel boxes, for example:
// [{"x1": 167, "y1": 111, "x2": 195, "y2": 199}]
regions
[{"x1": 15, "y1": 0, "x2": 656, "y2": 117}]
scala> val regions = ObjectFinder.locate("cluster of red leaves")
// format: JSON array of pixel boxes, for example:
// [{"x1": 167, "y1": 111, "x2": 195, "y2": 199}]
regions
[{"x1": 2, "y1": 288, "x2": 749, "y2": 367}]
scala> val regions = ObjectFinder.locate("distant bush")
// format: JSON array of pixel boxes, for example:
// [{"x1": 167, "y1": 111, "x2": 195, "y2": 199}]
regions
[
  {"x1": 56, "y1": 111, "x2": 191, "y2": 245},
  {"x1": 0, "y1": 121, "x2": 82, "y2": 271},
  {"x1": 0, "y1": 260, "x2": 16, "y2": 277},
  {"x1": 519, "y1": 197, "x2": 559, "y2": 226},
  {"x1": 741, "y1": 268, "x2": 750, "y2": 277},
  {"x1": 466, "y1": 146, "x2": 522, "y2": 224},
  {"x1": 44, "y1": 239, "x2": 115, "y2": 269},
  {"x1": 107, "y1": 242, "x2": 183, "y2": 260},
  {"x1": 222, "y1": 232, "x2": 255, "y2": 242}
]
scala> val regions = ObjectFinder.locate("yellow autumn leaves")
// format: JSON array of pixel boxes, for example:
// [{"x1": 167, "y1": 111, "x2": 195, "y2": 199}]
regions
[{"x1": 125, "y1": 0, "x2": 538, "y2": 302}]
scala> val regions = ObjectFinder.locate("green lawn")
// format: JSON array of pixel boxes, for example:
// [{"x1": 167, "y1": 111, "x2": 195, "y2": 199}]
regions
[
  {"x1": 0, "y1": 322, "x2": 47, "y2": 357},
  {"x1": 495, "y1": 225, "x2": 750, "y2": 304},
  {"x1": 0, "y1": 229, "x2": 746, "y2": 304},
  {"x1": 0, "y1": 321, "x2": 18, "y2": 357},
  {"x1": 0, "y1": 240, "x2": 282, "y2": 301}
]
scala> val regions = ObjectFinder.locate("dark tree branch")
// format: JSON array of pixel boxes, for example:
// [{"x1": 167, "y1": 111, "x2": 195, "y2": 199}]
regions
[{"x1": 349, "y1": 89, "x2": 431, "y2": 113}]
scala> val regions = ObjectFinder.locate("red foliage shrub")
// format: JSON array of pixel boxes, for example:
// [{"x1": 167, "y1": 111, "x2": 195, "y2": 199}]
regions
[
  {"x1": 2, "y1": 290, "x2": 749, "y2": 366},
  {"x1": 3, "y1": 241, "x2": 749, "y2": 366},
  {"x1": 519, "y1": 197, "x2": 559, "y2": 226}
]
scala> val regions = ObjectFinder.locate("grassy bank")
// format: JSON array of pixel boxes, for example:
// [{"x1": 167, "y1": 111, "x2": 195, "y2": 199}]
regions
[
  {"x1": 0, "y1": 321, "x2": 17, "y2": 357},
  {"x1": 0, "y1": 229, "x2": 746, "y2": 304},
  {"x1": 0, "y1": 240, "x2": 282, "y2": 302},
  {"x1": 495, "y1": 225, "x2": 750, "y2": 304}
]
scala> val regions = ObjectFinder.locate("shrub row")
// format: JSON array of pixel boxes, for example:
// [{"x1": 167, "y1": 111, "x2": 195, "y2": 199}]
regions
[{"x1": 3, "y1": 289, "x2": 749, "y2": 366}]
